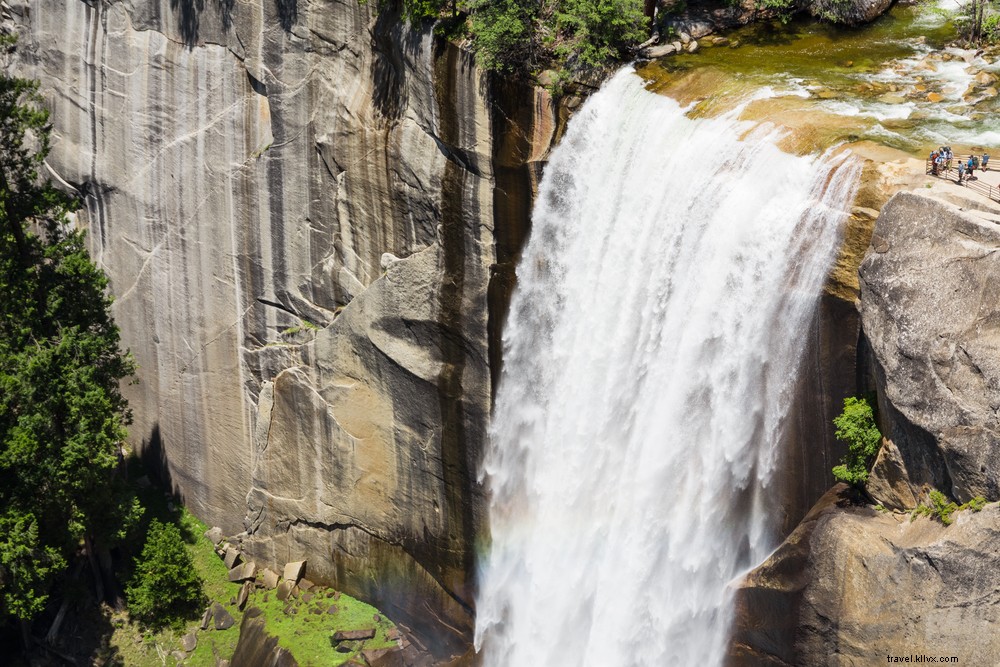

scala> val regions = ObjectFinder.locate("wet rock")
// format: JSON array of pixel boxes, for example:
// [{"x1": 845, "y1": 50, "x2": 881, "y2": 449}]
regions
[
  {"x1": 212, "y1": 602, "x2": 235, "y2": 631},
  {"x1": 807, "y1": 0, "x2": 893, "y2": 25},
  {"x1": 878, "y1": 93, "x2": 907, "y2": 104},
  {"x1": 642, "y1": 44, "x2": 677, "y2": 59}
]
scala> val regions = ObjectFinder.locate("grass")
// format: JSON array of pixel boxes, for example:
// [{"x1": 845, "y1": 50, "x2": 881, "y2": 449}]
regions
[{"x1": 107, "y1": 468, "x2": 398, "y2": 665}]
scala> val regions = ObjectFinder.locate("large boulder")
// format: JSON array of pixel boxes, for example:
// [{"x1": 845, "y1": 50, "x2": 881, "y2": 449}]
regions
[
  {"x1": 730, "y1": 486, "x2": 1000, "y2": 665},
  {"x1": 860, "y1": 192, "x2": 1000, "y2": 503}
]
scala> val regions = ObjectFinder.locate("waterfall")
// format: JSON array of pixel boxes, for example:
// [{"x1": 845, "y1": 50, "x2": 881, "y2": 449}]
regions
[{"x1": 476, "y1": 68, "x2": 860, "y2": 667}]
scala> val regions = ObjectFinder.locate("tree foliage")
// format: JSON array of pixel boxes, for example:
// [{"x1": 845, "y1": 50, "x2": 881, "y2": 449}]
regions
[
  {"x1": 831, "y1": 396, "x2": 882, "y2": 489},
  {"x1": 125, "y1": 520, "x2": 203, "y2": 628},
  {"x1": 0, "y1": 70, "x2": 139, "y2": 623}
]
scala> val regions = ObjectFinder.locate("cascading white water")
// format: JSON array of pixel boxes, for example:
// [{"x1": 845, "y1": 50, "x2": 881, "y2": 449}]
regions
[{"x1": 476, "y1": 68, "x2": 860, "y2": 667}]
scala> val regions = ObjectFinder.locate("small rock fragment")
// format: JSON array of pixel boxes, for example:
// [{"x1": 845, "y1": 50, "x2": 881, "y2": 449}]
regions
[
  {"x1": 276, "y1": 580, "x2": 294, "y2": 601},
  {"x1": 261, "y1": 568, "x2": 280, "y2": 590},
  {"x1": 204, "y1": 526, "x2": 224, "y2": 545},
  {"x1": 228, "y1": 561, "x2": 257, "y2": 582},
  {"x1": 298, "y1": 578, "x2": 315, "y2": 591},
  {"x1": 200, "y1": 607, "x2": 212, "y2": 630},
  {"x1": 182, "y1": 632, "x2": 198, "y2": 652},
  {"x1": 223, "y1": 546, "x2": 241, "y2": 569},
  {"x1": 332, "y1": 628, "x2": 376, "y2": 642},
  {"x1": 237, "y1": 581, "x2": 252, "y2": 610},
  {"x1": 327, "y1": 605, "x2": 339, "y2": 615},
  {"x1": 283, "y1": 560, "x2": 306, "y2": 583},
  {"x1": 212, "y1": 602, "x2": 235, "y2": 631}
]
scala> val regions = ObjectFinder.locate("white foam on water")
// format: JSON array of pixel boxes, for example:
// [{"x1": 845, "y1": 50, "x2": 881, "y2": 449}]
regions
[{"x1": 476, "y1": 68, "x2": 861, "y2": 667}]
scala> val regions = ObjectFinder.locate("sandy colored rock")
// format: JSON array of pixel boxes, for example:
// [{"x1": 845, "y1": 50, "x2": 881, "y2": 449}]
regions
[
  {"x1": 276, "y1": 580, "x2": 294, "y2": 602},
  {"x1": 228, "y1": 561, "x2": 257, "y2": 582},
  {"x1": 260, "y1": 568, "x2": 280, "y2": 590},
  {"x1": 866, "y1": 438, "x2": 918, "y2": 509},
  {"x1": 204, "y1": 527, "x2": 224, "y2": 546},
  {"x1": 860, "y1": 192, "x2": 1000, "y2": 502},
  {"x1": 282, "y1": 561, "x2": 306, "y2": 583},
  {"x1": 5, "y1": 0, "x2": 561, "y2": 658},
  {"x1": 223, "y1": 546, "x2": 242, "y2": 570},
  {"x1": 237, "y1": 581, "x2": 252, "y2": 610},
  {"x1": 333, "y1": 628, "x2": 377, "y2": 642},
  {"x1": 731, "y1": 486, "x2": 1000, "y2": 664}
]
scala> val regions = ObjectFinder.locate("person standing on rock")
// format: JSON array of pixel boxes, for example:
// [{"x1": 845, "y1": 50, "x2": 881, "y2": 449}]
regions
[
  {"x1": 983, "y1": 152, "x2": 990, "y2": 170},
  {"x1": 968, "y1": 156, "x2": 976, "y2": 179},
  {"x1": 958, "y1": 161, "x2": 966, "y2": 184}
]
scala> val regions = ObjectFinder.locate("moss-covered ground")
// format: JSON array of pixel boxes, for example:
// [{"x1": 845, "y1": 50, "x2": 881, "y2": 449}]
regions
[{"x1": 101, "y1": 470, "x2": 398, "y2": 666}]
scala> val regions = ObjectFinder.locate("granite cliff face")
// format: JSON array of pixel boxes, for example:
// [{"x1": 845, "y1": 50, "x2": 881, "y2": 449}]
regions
[
  {"x1": 4, "y1": 0, "x2": 554, "y2": 658},
  {"x1": 730, "y1": 191, "x2": 1000, "y2": 666}
]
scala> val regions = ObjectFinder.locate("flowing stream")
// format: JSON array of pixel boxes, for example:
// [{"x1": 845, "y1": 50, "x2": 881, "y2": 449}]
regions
[{"x1": 476, "y1": 69, "x2": 861, "y2": 666}]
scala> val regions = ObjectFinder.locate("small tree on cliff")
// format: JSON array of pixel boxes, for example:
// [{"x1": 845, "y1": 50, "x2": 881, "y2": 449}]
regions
[
  {"x1": 126, "y1": 520, "x2": 203, "y2": 629},
  {"x1": 0, "y1": 65, "x2": 139, "y2": 633},
  {"x1": 831, "y1": 396, "x2": 882, "y2": 489}
]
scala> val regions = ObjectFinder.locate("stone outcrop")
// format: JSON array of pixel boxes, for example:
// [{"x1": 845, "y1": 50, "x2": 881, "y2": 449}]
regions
[
  {"x1": 731, "y1": 188, "x2": 1000, "y2": 664},
  {"x1": 730, "y1": 485, "x2": 1000, "y2": 665},
  {"x1": 5, "y1": 0, "x2": 556, "y2": 659},
  {"x1": 860, "y1": 192, "x2": 1000, "y2": 504}
]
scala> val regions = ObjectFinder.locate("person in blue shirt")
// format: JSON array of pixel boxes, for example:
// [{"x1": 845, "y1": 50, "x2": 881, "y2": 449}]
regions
[{"x1": 983, "y1": 152, "x2": 991, "y2": 171}]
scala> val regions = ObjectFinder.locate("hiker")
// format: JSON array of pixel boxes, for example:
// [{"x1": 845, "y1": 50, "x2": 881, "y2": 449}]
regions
[
  {"x1": 974, "y1": 154, "x2": 981, "y2": 169},
  {"x1": 936, "y1": 154, "x2": 946, "y2": 174},
  {"x1": 958, "y1": 161, "x2": 966, "y2": 184},
  {"x1": 932, "y1": 152, "x2": 940, "y2": 175},
  {"x1": 946, "y1": 148, "x2": 953, "y2": 170},
  {"x1": 983, "y1": 152, "x2": 991, "y2": 170},
  {"x1": 968, "y1": 156, "x2": 976, "y2": 178}
]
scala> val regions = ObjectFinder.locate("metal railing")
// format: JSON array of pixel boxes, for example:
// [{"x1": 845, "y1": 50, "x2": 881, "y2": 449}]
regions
[{"x1": 926, "y1": 159, "x2": 999, "y2": 202}]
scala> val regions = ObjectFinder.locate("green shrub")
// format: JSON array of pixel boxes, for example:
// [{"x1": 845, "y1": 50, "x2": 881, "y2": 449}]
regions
[
  {"x1": 551, "y1": 0, "x2": 648, "y2": 68},
  {"x1": 831, "y1": 396, "x2": 882, "y2": 489},
  {"x1": 126, "y1": 520, "x2": 203, "y2": 629},
  {"x1": 469, "y1": 0, "x2": 537, "y2": 72},
  {"x1": 911, "y1": 491, "x2": 987, "y2": 526}
]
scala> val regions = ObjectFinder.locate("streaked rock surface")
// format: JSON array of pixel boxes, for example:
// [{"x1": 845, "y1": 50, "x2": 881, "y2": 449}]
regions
[{"x1": 6, "y1": 0, "x2": 555, "y2": 657}]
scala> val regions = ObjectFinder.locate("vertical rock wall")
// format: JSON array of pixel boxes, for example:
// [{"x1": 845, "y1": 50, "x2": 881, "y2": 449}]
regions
[{"x1": 4, "y1": 0, "x2": 554, "y2": 658}]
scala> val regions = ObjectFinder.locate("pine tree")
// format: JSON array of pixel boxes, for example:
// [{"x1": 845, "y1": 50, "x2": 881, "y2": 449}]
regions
[
  {"x1": 0, "y1": 63, "x2": 139, "y2": 627},
  {"x1": 125, "y1": 520, "x2": 203, "y2": 628}
]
